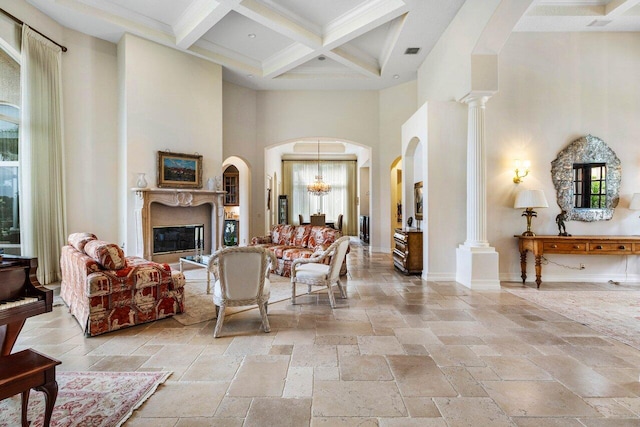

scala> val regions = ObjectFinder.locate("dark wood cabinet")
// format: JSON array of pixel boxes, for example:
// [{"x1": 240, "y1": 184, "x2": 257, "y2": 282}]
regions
[
  {"x1": 359, "y1": 215, "x2": 369, "y2": 244},
  {"x1": 278, "y1": 195, "x2": 288, "y2": 224},
  {"x1": 393, "y1": 228, "x2": 422, "y2": 275},
  {"x1": 223, "y1": 166, "x2": 239, "y2": 206}
]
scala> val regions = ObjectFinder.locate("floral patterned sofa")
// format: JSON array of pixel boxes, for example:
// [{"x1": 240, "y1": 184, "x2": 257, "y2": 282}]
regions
[
  {"x1": 60, "y1": 232, "x2": 185, "y2": 337},
  {"x1": 250, "y1": 224, "x2": 347, "y2": 277}
]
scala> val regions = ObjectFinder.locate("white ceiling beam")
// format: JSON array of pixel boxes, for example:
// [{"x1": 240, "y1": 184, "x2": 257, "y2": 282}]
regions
[
  {"x1": 378, "y1": 13, "x2": 407, "y2": 75},
  {"x1": 323, "y1": 0, "x2": 408, "y2": 49},
  {"x1": 605, "y1": 0, "x2": 640, "y2": 16},
  {"x1": 327, "y1": 47, "x2": 379, "y2": 78},
  {"x1": 189, "y1": 40, "x2": 262, "y2": 75},
  {"x1": 526, "y1": 5, "x2": 604, "y2": 16},
  {"x1": 174, "y1": 0, "x2": 238, "y2": 49},
  {"x1": 260, "y1": 0, "x2": 407, "y2": 79},
  {"x1": 234, "y1": 0, "x2": 322, "y2": 47},
  {"x1": 57, "y1": 0, "x2": 174, "y2": 43},
  {"x1": 262, "y1": 43, "x2": 316, "y2": 78}
]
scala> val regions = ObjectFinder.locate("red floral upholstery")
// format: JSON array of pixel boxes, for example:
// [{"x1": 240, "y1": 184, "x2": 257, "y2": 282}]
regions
[
  {"x1": 60, "y1": 235, "x2": 185, "y2": 337},
  {"x1": 68, "y1": 232, "x2": 97, "y2": 252},
  {"x1": 84, "y1": 240, "x2": 126, "y2": 270},
  {"x1": 250, "y1": 225, "x2": 347, "y2": 277}
]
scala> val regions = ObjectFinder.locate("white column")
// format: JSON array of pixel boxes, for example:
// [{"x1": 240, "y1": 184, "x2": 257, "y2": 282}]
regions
[
  {"x1": 465, "y1": 95, "x2": 490, "y2": 247},
  {"x1": 456, "y1": 92, "x2": 500, "y2": 289}
]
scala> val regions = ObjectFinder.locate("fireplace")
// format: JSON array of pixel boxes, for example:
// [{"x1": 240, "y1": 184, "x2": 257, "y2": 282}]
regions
[
  {"x1": 153, "y1": 224, "x2": 204, "y2": 255},
  {"x1": 133, "y1": 188, "x2": 225, "y2": 263}
]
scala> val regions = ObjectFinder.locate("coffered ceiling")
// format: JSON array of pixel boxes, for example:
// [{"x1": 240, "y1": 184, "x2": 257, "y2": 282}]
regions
[{"x1": 24, "y1": 0, "x2": 640, "y2": 91}]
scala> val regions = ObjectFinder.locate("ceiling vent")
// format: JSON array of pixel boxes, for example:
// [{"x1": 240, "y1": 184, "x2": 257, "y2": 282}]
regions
[
  {"x1": 587, "y1": 19, "x2": 612, "y2": 27},
  {"x1": 404, "y1": 47, "x2": 420, "y2": 55}
]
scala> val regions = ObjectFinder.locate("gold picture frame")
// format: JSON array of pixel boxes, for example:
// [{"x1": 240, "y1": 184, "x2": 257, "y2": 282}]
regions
[
  {"x1": 157, "y1": 151, "x2": 203, "y2": 189},
  {"x1": 414, "y1": 181, "x2": 423, "y2": 221}
]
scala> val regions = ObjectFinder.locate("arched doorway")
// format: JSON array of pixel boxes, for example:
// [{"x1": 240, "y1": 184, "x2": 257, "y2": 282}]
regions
[
  {"x1": 264, "y1": 138, "x2": 371, "y2": 238},
  {"x1": 389, "y1": 156, "x2": 402, "y2": 247},
  {"x1": 222, "y1": 157, "x2": 251, "y2": 246}
]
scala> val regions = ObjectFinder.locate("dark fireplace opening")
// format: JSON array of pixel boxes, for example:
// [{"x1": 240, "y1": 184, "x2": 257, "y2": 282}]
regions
[{"x1": 153, "y1": 224, "x2": 204, "y2": 255}]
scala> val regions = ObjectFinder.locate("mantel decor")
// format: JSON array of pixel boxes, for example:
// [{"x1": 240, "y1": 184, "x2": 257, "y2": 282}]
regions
[{"x1": 157, "y1": 150, "x2": 203, "y2": 189}]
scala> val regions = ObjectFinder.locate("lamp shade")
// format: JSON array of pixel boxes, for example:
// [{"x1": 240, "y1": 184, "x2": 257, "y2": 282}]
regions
[
  {"x1": 514, "y1": 189, "x2": 549, "y2": 209},
  {"x1": 630, "y1": 193, "x2": 640, "y2": 210}
]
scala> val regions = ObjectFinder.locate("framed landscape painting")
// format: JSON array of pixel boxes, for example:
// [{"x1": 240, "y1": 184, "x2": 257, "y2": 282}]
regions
[
  {"x1": 157, "y1": 151, "x2": 203, "y2": 189},
  {"x1": 414, "y1": 181, "x2": 423, "y2": 220}
]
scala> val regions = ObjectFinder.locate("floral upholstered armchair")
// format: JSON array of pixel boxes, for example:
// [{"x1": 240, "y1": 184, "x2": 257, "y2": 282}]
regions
[
  {"x1": 250, "y1": 224, "x2": 347, "y2": 277},
  {"x1": 60, "y1": 232, "x2": 185, "y2": 336}
]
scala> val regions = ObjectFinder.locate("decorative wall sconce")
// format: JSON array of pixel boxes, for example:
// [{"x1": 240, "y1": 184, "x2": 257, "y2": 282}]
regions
[
  {"x1": 513, "y1": 159, "x2": 531, "y2": 184},
  {"x1": 514, "y1": 189, "x2": 548, "y2": 236},
  {"x1": 629, "y1": 193, "x2": 640, "y2": 216}
]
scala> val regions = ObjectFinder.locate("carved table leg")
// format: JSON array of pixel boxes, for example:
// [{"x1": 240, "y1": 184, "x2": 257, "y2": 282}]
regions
[
  {"x1": 20, "y1": 390, "x2": 29, "y2": 427},
  {"x1": 534, "y1": 255, "x2": 543, "y2": 288},
  {"x1": 519, "y1": 251, "x2": 527, "y2": 284},
  {"x1": 35, "y1": 380, "x2": 58, "y2": 427}
]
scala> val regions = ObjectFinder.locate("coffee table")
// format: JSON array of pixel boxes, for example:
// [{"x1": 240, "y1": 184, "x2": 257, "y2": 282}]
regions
[{"x1": 179, "y1": 255, "x2": 212, "y2": 294}]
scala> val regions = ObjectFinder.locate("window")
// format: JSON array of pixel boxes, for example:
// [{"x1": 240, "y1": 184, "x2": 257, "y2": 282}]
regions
[
  {"x1": 573, "y1": 163, "x2": 606, "y2": 209},
  {"x1": 0, "y1": 48, "x2": 20, "y2": 252},
  {"x1": 289, "y1": 160, "x2": 353, "y2": 222}
]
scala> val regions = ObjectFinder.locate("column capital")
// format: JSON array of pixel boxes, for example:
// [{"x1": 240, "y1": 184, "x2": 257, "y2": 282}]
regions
[{"x1": 459, "y1": 91, "x2": 496, "y2": 106}]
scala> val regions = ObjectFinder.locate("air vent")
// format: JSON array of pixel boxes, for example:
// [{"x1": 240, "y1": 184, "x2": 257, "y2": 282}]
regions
[
  {"x1": 587, "y1": 19, "x2": 611, "y2": 27},
  {"x1": 404, "y1": 47, "x2": 420, "y2": 55}
]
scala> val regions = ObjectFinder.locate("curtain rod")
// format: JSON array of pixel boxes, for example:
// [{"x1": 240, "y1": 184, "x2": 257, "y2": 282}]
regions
[{"x1": 0, "y1": 8, "x2": 67, "y2": 52}]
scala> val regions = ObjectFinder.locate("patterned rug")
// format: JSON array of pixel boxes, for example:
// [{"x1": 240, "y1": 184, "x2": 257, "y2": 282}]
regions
[
  {"x1": 0, "y1": 371, "x2": 170, "y2": 427},
  {"x1": 507, "y1": 288, "x2": 640, "y2": 351},
  {"x1": 174, "y1": 269, "x2": 317, "y2": 325}
]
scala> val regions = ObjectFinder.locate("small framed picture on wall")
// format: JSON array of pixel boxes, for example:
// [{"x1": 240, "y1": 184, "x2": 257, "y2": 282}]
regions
[{"x1": 414, "y1": 181, "x2": 423, "y2": 221}]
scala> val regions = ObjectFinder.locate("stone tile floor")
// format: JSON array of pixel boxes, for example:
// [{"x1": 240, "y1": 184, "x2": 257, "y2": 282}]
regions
[{"x1": 14, "y1": 241, "x2": 640, "y2": 426}]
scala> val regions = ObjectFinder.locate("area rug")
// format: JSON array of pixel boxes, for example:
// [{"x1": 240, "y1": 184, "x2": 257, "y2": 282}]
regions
[
  {"x1": 174, "y1": 269, "x2": 320, "y2": 325},
  {"x1": 0, "y1": 371, "x2": 170, "y2": 427},
  {"x1": 508, "y1": 288, "x2": 640, "y2": 351}
]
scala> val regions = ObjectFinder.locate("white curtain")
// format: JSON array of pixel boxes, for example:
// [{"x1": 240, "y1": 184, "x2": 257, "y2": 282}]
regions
[
  {"x1": 283, "y1": 160, "x2": 357, "y2": 235},
  {"x1": 20, "y1": 25, "x2": 66, "y2": 284}
]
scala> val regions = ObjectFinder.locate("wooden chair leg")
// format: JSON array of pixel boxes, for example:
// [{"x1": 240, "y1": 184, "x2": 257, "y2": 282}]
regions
[
  {"x1": 258, "y1": 302, "x2": 271, "y2": 333},
  {"x1": 213, "y1": 306, "x2": 226, "y2": 338}
]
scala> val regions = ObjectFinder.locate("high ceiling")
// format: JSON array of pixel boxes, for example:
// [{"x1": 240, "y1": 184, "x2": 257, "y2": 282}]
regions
[{"x1": 25, "y1": 0, "x2": 640, "y2": 91}]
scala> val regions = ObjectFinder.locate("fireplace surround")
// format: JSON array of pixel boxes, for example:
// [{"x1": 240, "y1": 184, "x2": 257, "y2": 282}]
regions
[{"x1": 133, "y1": 188, "x2": 225, "y2": 262}]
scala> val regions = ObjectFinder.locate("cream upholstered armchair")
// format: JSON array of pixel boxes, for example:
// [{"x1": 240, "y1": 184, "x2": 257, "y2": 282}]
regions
[
  {"x1": 209, "y1": 246, "x2": 277, "y2": 338},
  {"x1": 291, "y1": 236, "x2": 350, "y2": 308}
]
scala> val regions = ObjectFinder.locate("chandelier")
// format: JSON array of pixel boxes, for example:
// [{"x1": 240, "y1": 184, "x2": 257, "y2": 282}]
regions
[{"x1": 307, "y1": 140, "x2": 331, "y2": 196}]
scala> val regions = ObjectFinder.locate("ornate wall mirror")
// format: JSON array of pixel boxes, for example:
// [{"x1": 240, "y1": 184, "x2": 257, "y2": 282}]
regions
[{"x1": 551, "y1": 134, "x2": 621, "y2": 221}]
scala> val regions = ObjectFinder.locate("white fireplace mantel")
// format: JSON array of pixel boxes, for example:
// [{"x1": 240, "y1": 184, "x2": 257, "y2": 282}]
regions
[{"x1": 132, "y1": 188, "x2": 225, "y2": 260}]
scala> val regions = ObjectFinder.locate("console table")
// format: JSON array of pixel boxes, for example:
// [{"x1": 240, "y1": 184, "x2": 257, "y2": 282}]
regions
[{"x1": 515, "y1": 235, "x2": 640, "y2": 288}]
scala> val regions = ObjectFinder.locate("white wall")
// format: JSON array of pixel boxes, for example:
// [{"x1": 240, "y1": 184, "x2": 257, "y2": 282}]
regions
[
  {"x1": 1, "y1": 1, "x2": 121, "y2": 243},
  {"x1": 416, "y1": 0, "x2": 502, "y2": 103},
  {"x1": 120, "y1": 34, "x2": 223, "y2": 252},
  {"x1": 63, "y1": 28, "x2": 119, "y2": 242},
  {"x1": 488, "y1": 32, "x2": 640, "y2": 282},
  {"x1": 378, "y1": 80, "x2": 417, "y2": 251},
  {"x1": 220, "y1": 85, "x2": 418, "y2": 251}
]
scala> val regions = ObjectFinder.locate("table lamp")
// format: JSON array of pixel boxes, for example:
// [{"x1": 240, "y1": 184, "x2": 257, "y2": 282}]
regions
[
  {"x1": 514, "y1": 189, "x2": 548, "y2": 236},
  {"x1": 629, "y1": 193, "x2": 640, "y2": 216}
]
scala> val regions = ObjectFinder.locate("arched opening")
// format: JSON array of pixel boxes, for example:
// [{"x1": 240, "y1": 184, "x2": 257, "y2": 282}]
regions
[
  {"x1": 389, "y1": 156, "x2": 402, "y2": 247},
  {"x1": 222, "y1": 157, "x2": 251, "y2": 246},
  {"x1": 403, "y1": 136, "x2": 422, "y2": 225},
  {"x1": 264, "y1": 138, "x2": 371, "y2": 238}
]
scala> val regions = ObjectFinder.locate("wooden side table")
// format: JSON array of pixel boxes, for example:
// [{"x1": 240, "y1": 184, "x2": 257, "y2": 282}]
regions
[{"x1": 0, "y1": 349, "x2": 61, "y2": 427}]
